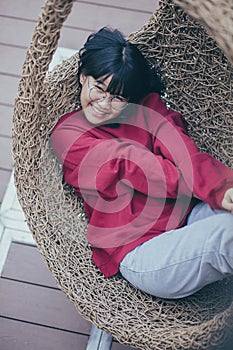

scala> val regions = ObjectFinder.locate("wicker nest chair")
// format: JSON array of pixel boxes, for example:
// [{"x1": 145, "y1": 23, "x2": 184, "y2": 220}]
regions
[{"x1": 12, "y1": 0, "x2": 233, "y2": 349}]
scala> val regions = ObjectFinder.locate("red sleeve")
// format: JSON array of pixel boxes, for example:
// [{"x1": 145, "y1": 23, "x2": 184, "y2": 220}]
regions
[
  {"x1": 146, "y1": 94, "x2": 233, "y2": 209},
  {"x1": 51, "y1": 128, "x2": 182, "y2": 200}
]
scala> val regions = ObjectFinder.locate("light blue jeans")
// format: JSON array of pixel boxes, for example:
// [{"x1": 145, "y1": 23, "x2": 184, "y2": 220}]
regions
[{"x1": 119, "y1": 202, "x2": 233, "y2": 299}]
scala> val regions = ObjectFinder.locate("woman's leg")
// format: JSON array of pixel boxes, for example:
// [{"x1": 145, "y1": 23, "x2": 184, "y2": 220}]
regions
[{"x1": 119, "y1": 202, "x2": 233, "y2": 299}]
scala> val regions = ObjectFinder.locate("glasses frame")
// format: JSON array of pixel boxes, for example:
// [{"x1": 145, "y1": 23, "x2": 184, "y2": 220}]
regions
[{"x1": 87, "y1": 76, "x2": 129, "y2": 111}]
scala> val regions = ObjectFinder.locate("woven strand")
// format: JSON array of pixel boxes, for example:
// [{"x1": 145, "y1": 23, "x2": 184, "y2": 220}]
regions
[
  {"x1": 128, "y1": 0, "x2": 233, "y2": 168},
  {"x1": 174, "y1": 0, "x2": 233, "y2": 65}
]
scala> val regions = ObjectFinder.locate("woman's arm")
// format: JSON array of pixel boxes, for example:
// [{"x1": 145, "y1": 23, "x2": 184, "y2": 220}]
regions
[
  {"x1": 50, "y1": 110, "x2": 189, "y2": 201},
  {"x1": 57, "y1": 132, "x2": 185, "y2": 200},
  {"x1": 152, "y1": 105, "x2": 233, "y2": 210}
]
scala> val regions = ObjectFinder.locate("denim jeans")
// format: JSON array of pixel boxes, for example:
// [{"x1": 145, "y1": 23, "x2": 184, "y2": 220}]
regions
[{"x1": 119, "y1": 202, "x2": 233, "y2": 299}]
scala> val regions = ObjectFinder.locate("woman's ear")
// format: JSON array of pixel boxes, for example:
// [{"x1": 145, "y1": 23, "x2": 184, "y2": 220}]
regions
[{"x1": 79, "y1": 73, "x2": 86, "y2": 85}]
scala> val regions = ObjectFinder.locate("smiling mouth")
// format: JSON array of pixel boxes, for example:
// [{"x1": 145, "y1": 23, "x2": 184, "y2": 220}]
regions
[{"x1": 90, "y1": 103, "x2": 110, "y2": 117}]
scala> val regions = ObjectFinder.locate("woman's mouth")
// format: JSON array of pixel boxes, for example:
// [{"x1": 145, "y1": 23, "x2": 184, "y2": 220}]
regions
[{"x1": 90, "y1": 103, "x2": 110, "y2": 117}]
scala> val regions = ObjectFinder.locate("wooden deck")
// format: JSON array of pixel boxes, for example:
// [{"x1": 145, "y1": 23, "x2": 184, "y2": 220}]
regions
[
  {"x1": 0, "y1": 241, "x2": 138, "y2": 350},
  {"x1": 0, "y1": 1, "x2": 158, "y2": 349}
]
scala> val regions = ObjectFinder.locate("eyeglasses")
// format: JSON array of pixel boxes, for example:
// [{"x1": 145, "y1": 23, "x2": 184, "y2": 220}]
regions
[{"x1": 87, "y1": 77, "x2": 128, "y2": 111}]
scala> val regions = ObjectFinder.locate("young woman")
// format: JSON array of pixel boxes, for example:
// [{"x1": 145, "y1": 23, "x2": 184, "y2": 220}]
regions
[{"x1": 50, "y1": 27, "x2": 233, "y2": 299}]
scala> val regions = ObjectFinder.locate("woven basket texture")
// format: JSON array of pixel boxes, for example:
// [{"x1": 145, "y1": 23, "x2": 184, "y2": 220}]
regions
[
  {"x1": 174, "y1": 0, "x2": 233, "y2": 66},
  {"x1": 12, "y1": 0, "x2": 233, "y2": 349}
]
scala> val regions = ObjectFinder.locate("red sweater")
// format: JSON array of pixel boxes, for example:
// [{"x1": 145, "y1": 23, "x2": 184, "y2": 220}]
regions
[{"x1": 50, "y1": 93, "x2": 233, "y2": 277}]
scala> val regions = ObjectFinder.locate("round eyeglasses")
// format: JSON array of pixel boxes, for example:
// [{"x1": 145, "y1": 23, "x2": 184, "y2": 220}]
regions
[{"x1": 88, "y1": 77, "x2": 128, "y2": 111}]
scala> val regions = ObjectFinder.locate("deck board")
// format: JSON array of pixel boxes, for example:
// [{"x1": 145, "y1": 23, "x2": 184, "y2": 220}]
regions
[
  {"x1": 0, "y1": 75, "x2": 19, "y2": 106},
  {"x1": 0, "y1": 105, "x2": 13, "y2": 137},
  {"x1": 0, "y1": 278, "x2": 91, "y2": 333},
  {"x1": 0, "y1": 0, "x2": 44, "y2": 19},
  {"x1": 0, "y1": 0, "x2": 155, "y2": 20},
  {"x1": 0, "y1": 241, "x2": 139, "y2": 349},
  {"x1": 0, "y1": 137, "x2": 13, "y2": 169},
  {"x1": 0, "y1": 17, "x2": 35, "y2": 48},
  {"x1": 1, "y1": 242, "x2": 58, "y2": 288},
  {"x1": 79, "y1": 0, "x2": 156, "y2": 12},
  {"x1": 0, "y1": 242, "x2": 91, "y2": 334},
  {"x1": 0, "y1": 46, "x2": 27, "y2": 76},
  {"x1": 0, "y1": 317, "x2": 90, "y2": 350},
  {"x1": 0, "y1": 170, "x2": 11, "y2": 203},
  {"x1": 66, "y1": 2, "x2": 153, "y2": 34}
]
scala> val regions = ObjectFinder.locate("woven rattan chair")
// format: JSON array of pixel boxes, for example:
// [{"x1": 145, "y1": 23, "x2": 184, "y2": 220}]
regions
[{"x1": 12, "y1": 0, "x2": 233, "y2": 349}]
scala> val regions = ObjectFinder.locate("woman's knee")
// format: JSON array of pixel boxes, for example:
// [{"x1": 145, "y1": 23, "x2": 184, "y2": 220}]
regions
[{"x1": 120, "y1": 266, "x2": 195, "y2": 299}]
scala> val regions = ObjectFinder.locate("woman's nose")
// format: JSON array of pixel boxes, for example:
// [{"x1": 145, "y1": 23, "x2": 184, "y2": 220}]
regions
[{"x1": 98, "y1": 94, "x2": 112, "y2": 109}]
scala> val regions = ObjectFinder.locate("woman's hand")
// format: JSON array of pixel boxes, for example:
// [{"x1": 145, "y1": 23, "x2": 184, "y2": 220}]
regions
[{"x1": 222, "y1": 188, "x2": 233, "y2": 214}]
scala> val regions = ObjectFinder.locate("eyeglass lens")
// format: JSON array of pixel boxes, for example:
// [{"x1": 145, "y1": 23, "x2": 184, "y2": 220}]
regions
[{"x1": 89, "y1": 87, "x2": 128, "y2": 111}]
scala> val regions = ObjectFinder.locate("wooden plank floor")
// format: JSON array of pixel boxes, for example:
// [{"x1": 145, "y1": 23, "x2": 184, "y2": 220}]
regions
[
  {"x1": 0, "y1": 242, "x2": 91, "y2": 350},
  {"x1": 0, "y1": 1, "x2": 159, "y2": 349},
  {"x1": 0, "y1": 242, "x2": 138, "y2": 350}
]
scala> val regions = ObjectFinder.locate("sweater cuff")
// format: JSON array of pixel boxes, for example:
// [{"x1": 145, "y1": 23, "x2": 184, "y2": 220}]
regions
[{"x1": 209, "y1": 178, "x2": 233, "y2": 209}]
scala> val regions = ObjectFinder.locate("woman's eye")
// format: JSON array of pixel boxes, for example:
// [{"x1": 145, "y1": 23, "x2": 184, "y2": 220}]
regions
[
  {"x1": 94, "y1": 86, "x2": 105, "y2": 93},
  {"x1": 114, "y1": 96, "x2": 126, "y2": 102}
]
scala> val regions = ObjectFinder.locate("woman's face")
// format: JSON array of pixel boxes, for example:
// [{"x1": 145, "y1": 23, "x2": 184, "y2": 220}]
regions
[{"x1": 79, "y1": 73, "x2": 127, "y2": 125}]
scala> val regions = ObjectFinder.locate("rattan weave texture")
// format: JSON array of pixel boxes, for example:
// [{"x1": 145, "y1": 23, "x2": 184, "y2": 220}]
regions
[
  {"x1": 12, "y1": 0, "x2": 233, "y2": 349},
  {"x1": 128, "y1": 0, "x2": 233, "y2": 168},
  {"x1": 174, "y1": 0, "x2": 233, "y2": 66}
]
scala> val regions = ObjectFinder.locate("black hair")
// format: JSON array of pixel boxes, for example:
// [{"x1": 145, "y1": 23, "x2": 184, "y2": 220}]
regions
[{"x1": 78, "y1": 27, "x2": 164, "y2": 103}]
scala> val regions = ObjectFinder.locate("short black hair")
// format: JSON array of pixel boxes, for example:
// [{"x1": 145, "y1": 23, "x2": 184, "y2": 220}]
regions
[{"x1": 78, "y1": 27, "x2": 164, "y2": 103}]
